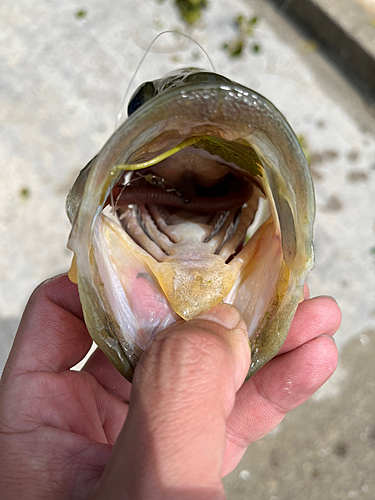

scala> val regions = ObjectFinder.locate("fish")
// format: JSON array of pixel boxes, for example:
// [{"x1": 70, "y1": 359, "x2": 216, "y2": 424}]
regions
[{"x1": 66, "y1": 67, "x2": 315, "y2": 381}]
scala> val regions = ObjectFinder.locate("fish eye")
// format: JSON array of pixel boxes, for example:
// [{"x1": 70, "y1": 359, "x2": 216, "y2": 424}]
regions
[
  {"x1": 127, "y1": 81, "x2": 156, "y2": 116},
  {"x1": 184, "y1": 72, "x2": 232, "y2": 85}
]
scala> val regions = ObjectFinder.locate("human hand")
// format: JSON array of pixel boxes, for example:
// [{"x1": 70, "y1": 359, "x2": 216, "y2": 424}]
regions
[{"x1": 0, "y1": 275, "x2": 340, "y2": 500}]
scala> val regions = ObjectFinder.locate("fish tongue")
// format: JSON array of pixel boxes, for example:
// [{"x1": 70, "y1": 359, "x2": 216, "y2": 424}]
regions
[
  {"x1": 146, "y1": 240, "x2": 236, "y2": 321},
  {"x1": 142, "y1": 206, "x2": 239, "y2": 320}
]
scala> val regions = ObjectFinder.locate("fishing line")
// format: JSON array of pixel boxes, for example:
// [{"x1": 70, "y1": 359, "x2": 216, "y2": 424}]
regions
[{"x1": 115, "y1": 30, "x2": 215, "y2": 129}]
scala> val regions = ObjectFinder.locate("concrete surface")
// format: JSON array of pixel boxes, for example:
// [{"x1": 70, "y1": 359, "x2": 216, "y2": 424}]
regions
[
  {"x1": 270, "y1": 0, "x2": 375, "y2": 99},
  {"x1": 1, "y1": 0, "x2": 375, "y2": 497},
  {"x1": 357, "y1": 0, "x2": 375, "y2": 14}
]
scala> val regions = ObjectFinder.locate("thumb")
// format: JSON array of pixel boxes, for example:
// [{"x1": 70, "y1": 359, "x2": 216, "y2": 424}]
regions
[{"x1": 94, "y1": 303, "x2": 250, "y2": 500}]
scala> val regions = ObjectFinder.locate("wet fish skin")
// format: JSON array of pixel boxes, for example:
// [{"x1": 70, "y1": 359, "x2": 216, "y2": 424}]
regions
[{"x1": 67, "y1": 68, "x2": 315, "y2": 381}]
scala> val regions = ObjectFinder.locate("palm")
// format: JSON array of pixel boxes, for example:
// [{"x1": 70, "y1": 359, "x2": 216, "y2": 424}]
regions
[
  {"x1": 0, "y1": 276, "x2": 339, "y2": 499},
  {"x1": 0, "y1": 354, "x2": 128, "y2": 499}
]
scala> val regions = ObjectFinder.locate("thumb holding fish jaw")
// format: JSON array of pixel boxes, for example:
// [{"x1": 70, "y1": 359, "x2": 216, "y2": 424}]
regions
[{"x1": 93, "y1": 303, "x2": 250, "y2": 500}]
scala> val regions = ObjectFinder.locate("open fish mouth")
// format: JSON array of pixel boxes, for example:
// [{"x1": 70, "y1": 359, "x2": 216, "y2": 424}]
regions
[{"x1": 67, "y1": 68, "x2": 315, "y2": 381}]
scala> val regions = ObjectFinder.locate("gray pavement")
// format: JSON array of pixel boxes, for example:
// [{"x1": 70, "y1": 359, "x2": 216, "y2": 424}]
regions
[
  {"x1": 1, "y1": 0, "x2": 375, "y2": 497},
  {"x1": 270, "y1": 0, "x2": 375, "y2": 99}
]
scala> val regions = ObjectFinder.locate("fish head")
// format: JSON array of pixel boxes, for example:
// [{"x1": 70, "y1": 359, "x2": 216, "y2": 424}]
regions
[
  {"x1": 67, "y1": 68, "x2": 315, "y2": 381},
  {"x1": 126, "y1": 67, "x2": 232, "y2": 116}
]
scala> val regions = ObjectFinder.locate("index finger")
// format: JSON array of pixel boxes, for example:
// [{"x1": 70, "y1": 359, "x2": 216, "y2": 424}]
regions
[
  {"x1": 2, "y1": 274, "x2": 92, "y2": 377},
  {"x1": 277, "y1": 295, "x2": 341, "y2": 355}
]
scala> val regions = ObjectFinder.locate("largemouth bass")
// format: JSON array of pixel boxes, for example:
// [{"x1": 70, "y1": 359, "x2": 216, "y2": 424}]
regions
[{"x1": 66, "y1": 68, "x2": 315, "y2": 381}]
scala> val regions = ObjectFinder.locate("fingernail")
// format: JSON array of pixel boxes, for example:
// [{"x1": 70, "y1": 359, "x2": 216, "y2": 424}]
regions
[
  {"x1": 317, "y1": 295, "x2": 338, "y2": 304},
  {"x1": 198, "y1": 305, "x2": 251, "y2": 388},
  {"x1": 318, "y1": 333, "x2": 337, "y2": 343},
  {"x1": 196, "y1": 303, "x2": 242, "y2": 330}
]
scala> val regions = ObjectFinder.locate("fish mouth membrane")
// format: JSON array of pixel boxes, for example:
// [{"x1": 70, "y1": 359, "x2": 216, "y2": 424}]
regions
[
  {"x1": 108, "y1": 143, "x2": 269, "y2": 268},
  {"x1": 92, "y1": 136, "x2": 285, "y2": 365}
]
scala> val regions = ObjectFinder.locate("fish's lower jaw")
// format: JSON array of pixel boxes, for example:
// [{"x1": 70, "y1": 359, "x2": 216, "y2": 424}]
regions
[{"x1": 153, "y1": 257, "x2": 237, "y2": 321}]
